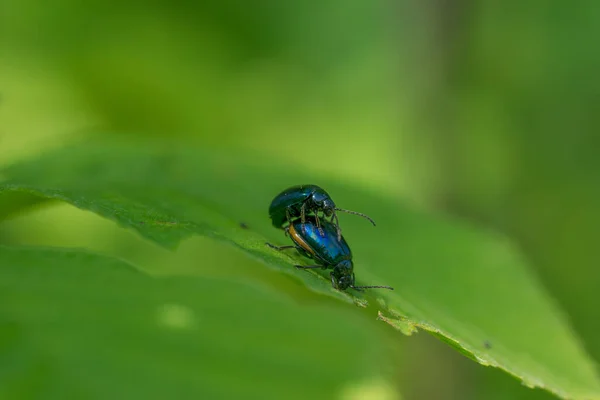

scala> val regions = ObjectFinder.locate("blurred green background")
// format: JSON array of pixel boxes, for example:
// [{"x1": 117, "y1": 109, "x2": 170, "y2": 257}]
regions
[{"x1": 1, "y1": 0, "x2": 598, "y2": 399}]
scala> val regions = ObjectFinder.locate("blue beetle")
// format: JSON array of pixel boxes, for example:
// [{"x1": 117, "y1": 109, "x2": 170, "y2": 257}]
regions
[
  {"x1": 268, "y1": 184, "x2": 375, "y2": 239},
  {"x1": 266, "y1": 216, "x2": 392, "y2": 291}
]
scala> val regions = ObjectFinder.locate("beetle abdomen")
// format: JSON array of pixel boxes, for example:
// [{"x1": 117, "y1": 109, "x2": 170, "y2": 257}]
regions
[
  {"x1": 289, "y1": 218, "x2": 351, "y2": 266},
  {"x1": 268, "y1": 185, "x2": 319, "y2": 227}
]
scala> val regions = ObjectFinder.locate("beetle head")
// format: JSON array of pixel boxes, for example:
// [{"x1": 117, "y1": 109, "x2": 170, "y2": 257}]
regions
[
  {"x1": 331, "y1": 260, "x2": 354, "y2": 290},
  {"x1": 311, "y1": 191, "x2": 336, "y2": 216}
]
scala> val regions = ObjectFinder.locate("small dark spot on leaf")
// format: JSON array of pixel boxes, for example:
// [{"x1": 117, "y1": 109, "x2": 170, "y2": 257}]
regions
[
  {"x1": 484, "y1": 340, "x2": 492, "y2": 349},
  {"x1": 240, "y1": 222, "x2": 249, "y2": 229}
]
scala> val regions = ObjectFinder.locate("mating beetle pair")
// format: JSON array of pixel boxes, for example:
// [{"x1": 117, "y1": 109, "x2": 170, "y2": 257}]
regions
[
  {"x1": 268, "y1": 184, "x2": 375, "y2": 239},
  {"x1": 267, "y1": 184, "x2": 393, "y2": 292}
]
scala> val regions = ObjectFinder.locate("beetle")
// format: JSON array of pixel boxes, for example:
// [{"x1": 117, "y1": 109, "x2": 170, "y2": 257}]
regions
[
  {"x1": 266, "y1": 216, "x2": 393, "y2": 291},
  {"x1": 268, "y1": 184, "x2": 375, "y2": 239}
]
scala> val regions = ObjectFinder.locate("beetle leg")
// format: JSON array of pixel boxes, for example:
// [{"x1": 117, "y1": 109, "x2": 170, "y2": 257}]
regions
[
  {"x1": 265, "y1": 243, "x2": 296, "y2": 251},
  {"x1": 333, "y1": 213, "x2": 342, "y2": 240},
  {"x1": 330, "y1": 273, "x2": 339, "y2": 289},
  {"x1": 285, "y1": 208, "x2": 293, "y2": 227},
  {"x1": 295, "y1": 264, "x2": 325, "y2": 269},
  {"x1": 300, "y1": 202, "x2": 307, "y2": 234},
  {"x1": 315, "y1": 214, "x2": 325, "y2": 237}
]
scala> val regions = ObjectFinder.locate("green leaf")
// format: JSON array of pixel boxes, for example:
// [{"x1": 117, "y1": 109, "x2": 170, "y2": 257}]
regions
[
  {"x1": 0, "y1": 245, "x2": 393, "y2": 400},
  {"x1": 0, "y1": 191, "x2": 52, "y2": 221},
  {"x1": 1, "y1": 140, "x2": 599, "y2": 399}
]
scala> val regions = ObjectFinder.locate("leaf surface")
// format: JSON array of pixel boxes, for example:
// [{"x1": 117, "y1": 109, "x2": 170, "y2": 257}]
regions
[
  {"x1": 1, "y1": 140, "x2": 599, "y2": 399},
  {"x1": 0, "y1": 245, "x2": 389, "y2": 400}
]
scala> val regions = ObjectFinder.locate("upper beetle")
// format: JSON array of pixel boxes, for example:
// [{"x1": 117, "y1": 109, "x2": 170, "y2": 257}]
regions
[
  {"x1": 268, "y1": 184, "x2": 375, "y2": 238},
  {"x1": 266, "y1": 216, "x2": 392, "y2": 291}
]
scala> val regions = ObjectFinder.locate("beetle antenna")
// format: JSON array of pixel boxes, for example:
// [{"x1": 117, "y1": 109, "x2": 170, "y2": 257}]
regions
[
  {"x1": 334, "y1": 208, "x2": 376, "y2": 226},
  {"x1": 351, "y1": 285, "x2": 394, "y2": 290}
]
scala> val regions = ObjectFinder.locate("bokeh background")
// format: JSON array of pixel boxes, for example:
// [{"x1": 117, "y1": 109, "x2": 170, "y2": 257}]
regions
[{"x1": 1, "y1": 0, "x2": 599, "y2": 399}]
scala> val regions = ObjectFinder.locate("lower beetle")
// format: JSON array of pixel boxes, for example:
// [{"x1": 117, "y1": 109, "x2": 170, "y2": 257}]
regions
[
  {"x1": 268, "y1": 184, "x2": 375, "y2": 239},
  {"x1": 266, "y1": 216, "x2": 393, "y2": 291}
]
